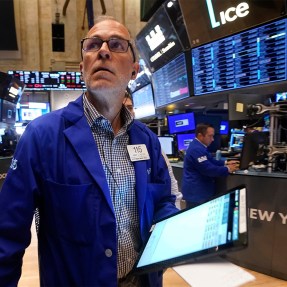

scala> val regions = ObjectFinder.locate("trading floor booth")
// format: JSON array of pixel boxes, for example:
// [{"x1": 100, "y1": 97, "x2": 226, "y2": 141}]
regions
[
  {"x1": 220, "y1": 172, "x2": 287, "y2": 281},
  {"x1": 172, "y1": 161, "x2": 287, "y2": 281}
]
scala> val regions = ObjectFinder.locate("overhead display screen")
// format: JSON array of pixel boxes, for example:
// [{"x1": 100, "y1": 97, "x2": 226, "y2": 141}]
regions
[
  {"x1": 136, "y1": 0, "x2": 189, "y2": 72},
  {"x1": 192, "y1": 18, "x2": 287, "y2": 96},
  {"x1": 179, "y1": 0, "x2": 286, "y2": 47},
  {"x1": 7, "y1": 71, "x2": 86, "y2": 91},
  {"x1": 152, "y1": 53, "x2": 191, "y2": 108}
]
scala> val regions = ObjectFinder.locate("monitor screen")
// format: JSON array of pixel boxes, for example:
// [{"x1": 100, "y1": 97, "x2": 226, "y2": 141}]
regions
[
  {"x1": 136, "y1": 1, "x2": 188, "y2": 72},
  {"x1": 229, "y1": 132, "x2": 245, "y2": 151},
  {"x1": 167, "y1": 112, "x2": 196, "y2": 134},
  {"x1": 132, "y1": 83, "x2": 155, "y2": 119},
  {"x1": 1, "y1": 99, "x2": 16, "y2": 124},
  {"x1": 191, "y1": 18, "x2": 287, "y2": 96},
  {"x1": 158, "y1": 136, "x2": 174, "y2": 156},
  {"x1": 220, "y1": 120, "x2": 229, "y2": 135},
  {"x1": 153, "y1": 53, "x2": 191, "y2": 108},
  {"x1": 17, "y1": 102, "x2": 50, "y2": 122},
  {"x1": 179, "y1": 0, "x2": 286, "y2": 48},
  {"x1": 176, "y1": 133, "x2": 195, "y2": 151},
  {"x1": 240, "y1": 131, "x2": 269, "y2": 170},
  {"x1": 275, "y1": 91, "x2": 287, "y2": 102},
  {"x1": 0, "y1": 72, "x2": 25, "y2": 104},
  {"x1": 133, "y1": 186, "x2": 248, "y2": 274}
]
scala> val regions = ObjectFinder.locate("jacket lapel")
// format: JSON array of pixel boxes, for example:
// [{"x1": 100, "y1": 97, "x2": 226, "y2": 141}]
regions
[{"x1": 62, "y1": 97, "x2": 114, "y2": 211}]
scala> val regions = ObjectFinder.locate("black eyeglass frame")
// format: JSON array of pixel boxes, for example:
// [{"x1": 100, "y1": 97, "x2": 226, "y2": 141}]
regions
[{"x1": 80, "y1": 37, "x2": 136, "y2": 62}]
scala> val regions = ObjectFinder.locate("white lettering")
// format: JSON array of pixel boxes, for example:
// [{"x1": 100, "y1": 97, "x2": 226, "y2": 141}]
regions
[
  {"x1": 206, "y1": 0, "x2": 249, "y2": 28},
  {"x1": 249, "y1": 208, "x2": 257, "y2": 219},
  {"x1": 206, "y1": 0, "x2": 220, "y2": 28},
  {"x1": 198, "y1": 156, "x2": 207, "y2": 163},
  {"x1": 258, "y1": 210, "x2": 275, "y2": 222},
  {"x1": 222, "y1": 7, "x2": 236, "y2": 24},
  {"x1": 279, "y1": 213, "x2": 287, "y2": 224},
  {"x1": 150, "y1": 41, "x2": 175, "y2": 63}
]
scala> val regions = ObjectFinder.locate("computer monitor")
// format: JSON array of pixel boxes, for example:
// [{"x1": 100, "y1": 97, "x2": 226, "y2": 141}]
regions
[
  {"x1": 158, "y1": 136, "x2": 175, "y2": 157},
  {"x1": 1, "y1": 100, "x2": 17, "y2": 124},
  {"x1": 176, "y1": 133, "x2": 195, "y2": 151},
  {"x1": 240, "y1": 132, "x2": 269, "y2": 170},
  {"x1": 152, "y1": 53, "x2": 191, "y2": 108},
  {"x1": 229, "y1": 132, "x2": 245, "y2": 151},
  {"x1": 132, "y1": 83, "x2": 155, "y2": 119},
  {"x1": 167, "y1": 112, "x2": 195, "y2": 134},
  {"x1": 220, "y1": 120, "x2": 229, "y2": 135}
]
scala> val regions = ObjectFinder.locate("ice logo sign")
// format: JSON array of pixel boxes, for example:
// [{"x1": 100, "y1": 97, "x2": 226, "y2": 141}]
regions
[{"x1": 206, "y1": 0, "x2": 249, "y2": 28}]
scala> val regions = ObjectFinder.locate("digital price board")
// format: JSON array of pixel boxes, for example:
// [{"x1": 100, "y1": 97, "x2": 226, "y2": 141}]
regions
[
  {"x1": 7, "y1": 71, "x2": 86, "y2": 91},
  {"x1": 192, "y1": 18, "x2": 287, "y2": 96}
]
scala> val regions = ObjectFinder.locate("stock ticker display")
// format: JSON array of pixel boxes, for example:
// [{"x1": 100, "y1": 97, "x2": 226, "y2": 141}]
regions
[
  {"x1": 7, "y1": 71, "x2": 86, "y2": 91},
  {"x1": 192, "y1": 18, "x2": 287, "y2": 95}
]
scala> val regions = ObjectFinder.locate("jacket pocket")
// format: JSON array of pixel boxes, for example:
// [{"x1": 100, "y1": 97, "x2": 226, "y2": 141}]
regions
[{"x1": 41, "y1": 179, "x2": 100, "y2": 244}]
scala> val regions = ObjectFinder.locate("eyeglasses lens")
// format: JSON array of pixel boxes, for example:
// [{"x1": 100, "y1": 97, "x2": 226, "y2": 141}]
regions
[{"x1": 83, "y1": 38, "x2": 129, "y2": 53}]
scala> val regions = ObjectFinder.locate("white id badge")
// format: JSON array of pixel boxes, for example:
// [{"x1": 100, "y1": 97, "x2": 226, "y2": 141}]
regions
[{"x1": 127, "y1": 144, "x2": 150, "y2": 162}]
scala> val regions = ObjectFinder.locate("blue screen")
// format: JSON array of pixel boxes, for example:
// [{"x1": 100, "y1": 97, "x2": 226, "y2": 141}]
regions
[
  {"x1": 177, "y1": 133, "x2": 195, "y2": 151},
  {"x1": 192, "y1": 18, "x2": 287, "y2": 96},
  {"x1": 276, "y1": 92, "x2": 287, "y2": 102},
  {"x1": 167, "y1": 112, "x2": 195, "y2": 134},
  {"x1": 220, "y1": 121, "x2": 229, "y2": 135}
]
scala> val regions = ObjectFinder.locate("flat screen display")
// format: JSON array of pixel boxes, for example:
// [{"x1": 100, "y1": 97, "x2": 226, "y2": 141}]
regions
[
  {"x1": 1, "y1": 100, "x2": 16, "y2": 124},
  {"x1": 179, "y1": 0, "x2": 286, "y2": 48},
  {"x1": 136, "y1": 1, "x2": 186, "y2": 72},
  {"x1": 167, "y1": 112, "x2": 196, "y2": 134},
  {"x1": 153, "y1": 53, "x2": 190, "y2": 108},
  {"x1": 276, "y1": 91, "x2": 287, "y2": 102},
  {"x1": 229, "y1": 132, "x2": 245, "y2": 151},
  {"x1": 0, "y1": 72, "x2": 25, "y2": 104},
  {"x1": 158, "y1": 136, "x2": 174, "y2": 156},
  {"x1": 7, "y1": 71, "x2": 86, "y2": 91},
  {"x1": 176, "y1": 133, "x2": 195, "y2": 151},
  {"x1": 220, "y1": 120, "x2": 229, "y2": 135},
  {"x1": 132, "y1": 83, "x2": 155, "y2": 119},
  {"x1": 133, "y1": 186, "x2": 248, "y2": 274},
  {"x1": 192, "y1": 18, "x2": 287, "y2": 96}
]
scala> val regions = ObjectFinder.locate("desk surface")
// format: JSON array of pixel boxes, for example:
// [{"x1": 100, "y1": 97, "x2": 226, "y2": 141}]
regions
[{"x1": 163, "y1": 267, "x2": 287, "y2": 286}]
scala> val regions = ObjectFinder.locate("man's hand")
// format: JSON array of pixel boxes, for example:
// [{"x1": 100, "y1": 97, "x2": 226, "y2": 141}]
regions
[{"x1": 226, "y1": 160, "x2": 240, "y2": 173}]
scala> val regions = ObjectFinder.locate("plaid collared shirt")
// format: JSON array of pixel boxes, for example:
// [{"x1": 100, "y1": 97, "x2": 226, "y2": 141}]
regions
[{"x1": 83, "y1": 94, "x2": 140, "y2": 279}]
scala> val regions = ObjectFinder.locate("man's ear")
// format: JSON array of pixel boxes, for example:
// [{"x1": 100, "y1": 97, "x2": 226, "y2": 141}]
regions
[{"x1": 131, "y1": 62, "x2": 140, "y2": 79}]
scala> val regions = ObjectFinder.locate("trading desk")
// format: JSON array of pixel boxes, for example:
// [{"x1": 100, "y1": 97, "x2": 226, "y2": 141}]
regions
[{"x1": 171, "y1": 163, "x2": 287, "y2": 281}]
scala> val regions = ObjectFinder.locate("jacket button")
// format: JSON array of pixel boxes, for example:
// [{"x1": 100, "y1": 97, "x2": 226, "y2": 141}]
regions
[{"x1": 105, "y1": 249, "x2": 113, "y2": 257}]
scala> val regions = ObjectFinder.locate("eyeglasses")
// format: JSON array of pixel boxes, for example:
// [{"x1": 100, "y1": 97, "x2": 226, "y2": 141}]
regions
[{"x1": 81, "y1": 37, "x2": 136, "y2": 62}]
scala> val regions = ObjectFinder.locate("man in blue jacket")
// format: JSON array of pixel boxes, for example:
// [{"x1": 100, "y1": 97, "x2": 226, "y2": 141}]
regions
[
  {"x1": 182, "y1": 123, "x2": 239, "y2": 208},
  {"x1": 0, "y1": 16, "x2": 178, "y2": 286}
]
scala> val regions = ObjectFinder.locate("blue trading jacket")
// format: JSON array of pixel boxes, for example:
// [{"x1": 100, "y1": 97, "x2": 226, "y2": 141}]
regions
[
  {"x1": 181, "y1": 138, "x2": 229, "y2": 204},
  {"x1": 0, "y1": 95, "x2": 177, "y2": 287}
]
